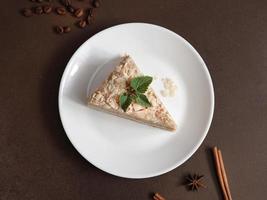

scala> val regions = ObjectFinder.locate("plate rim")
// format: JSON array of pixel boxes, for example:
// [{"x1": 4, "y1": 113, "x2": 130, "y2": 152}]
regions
[{"x1": 58, "y1": 22, "x2": 215, "y2": 179}]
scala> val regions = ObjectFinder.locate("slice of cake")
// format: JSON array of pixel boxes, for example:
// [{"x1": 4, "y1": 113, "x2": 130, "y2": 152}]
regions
[{"x1": 88, "y1": 55, "x2": 176, "y2": 131}]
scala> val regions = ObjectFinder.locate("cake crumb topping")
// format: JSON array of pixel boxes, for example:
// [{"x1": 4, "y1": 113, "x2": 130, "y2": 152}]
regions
[{"x1": 160, "y1": 78, "x2": 177, "y2": 97}]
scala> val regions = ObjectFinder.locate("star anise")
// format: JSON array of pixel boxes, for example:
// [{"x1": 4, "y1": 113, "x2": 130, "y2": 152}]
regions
[{"x1": 185, "y1": 174, "x2": 206, "y2": 191}]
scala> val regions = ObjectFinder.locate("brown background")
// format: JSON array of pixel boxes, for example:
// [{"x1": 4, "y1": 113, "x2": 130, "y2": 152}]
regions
[{"x1": 1, "y1": 0, "x2": 267, "y2": 199}]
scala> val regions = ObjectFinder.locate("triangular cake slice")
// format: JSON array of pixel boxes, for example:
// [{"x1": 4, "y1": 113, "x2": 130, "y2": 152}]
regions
[{"x1": 88, "y1": 55, "x2": 177, "y2": 131}]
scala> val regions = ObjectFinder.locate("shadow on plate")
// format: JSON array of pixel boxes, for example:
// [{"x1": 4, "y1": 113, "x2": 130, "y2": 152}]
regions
[
  {"x1": 38, "y1": 25, "x2": 120, "y2": 177},
  {"x1": 63, "y1": 54, "x2": 122, "y2": 106}
]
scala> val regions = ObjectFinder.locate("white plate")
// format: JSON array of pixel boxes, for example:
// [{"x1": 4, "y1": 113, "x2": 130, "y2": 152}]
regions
[{"x1": 58, "y1": 23, "x2": 214, "y2": 178}]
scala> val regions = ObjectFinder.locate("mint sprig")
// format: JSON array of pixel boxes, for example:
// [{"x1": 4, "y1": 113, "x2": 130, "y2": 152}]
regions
[
  {"x1": 130, "y1": 76, "x2": 153, "y2": 93},
  {"x1": 135, "y1": 93, "x2": 152, "y2": 107},
  {"x1": 119, "y1": 76, "x2": 153, "y2": 112},
  {"x1": 119, "y1": 93, "x2": 133, "y2": 112}
]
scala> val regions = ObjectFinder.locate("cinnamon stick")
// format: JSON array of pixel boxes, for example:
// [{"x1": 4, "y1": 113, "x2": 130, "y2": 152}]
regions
[
  {"x1": 212, "y1": 147, "x2": 229, "y2": 200},
  {"x1": 218, "y1": 149, "x2": 232, "y2": 200},
  {"x1": 153, "y1": 193, "x2": 166, "y2": 200}
]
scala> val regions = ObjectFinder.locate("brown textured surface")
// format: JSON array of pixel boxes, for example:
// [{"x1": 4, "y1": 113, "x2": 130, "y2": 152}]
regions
[{"x1": 0, "y1": 0, "x2": 267, "y2": 199}]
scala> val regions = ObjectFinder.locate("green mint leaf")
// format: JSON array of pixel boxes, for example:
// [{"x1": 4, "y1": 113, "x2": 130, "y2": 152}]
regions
[
  {"x1": 135, "y1": 93, "x2": 152, "y2": 108},
  {"x1": 119, "y1": 93, "x2": 132, "y2": 112},
  {"x1": 130, "y1": 76, "x2": 153, "y2": 93}
]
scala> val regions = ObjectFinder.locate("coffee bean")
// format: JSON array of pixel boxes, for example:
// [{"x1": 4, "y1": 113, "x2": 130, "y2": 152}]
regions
[
  {"x1": 55, "y1": 26, "x2": 64, "y2": 34},
  {"x1": 43, "y1": 5, "x2": 52, "y2": 14},
  {"x1": 35, "y1": 6, "x2": 43, "y2": 14},
  {"x1": 63, "y1": 26, "x2": 71, "y2": 33},
  {"x1": 67, "y1": 5, "x2": 75, "y2": 13},
  {"x1": 88, "y1": 8, "x2": 94, "y2": 17},
  {"x1": 56, "y1": 7, "x2": 66, "y2": 15},
  {"x1": 22, "y1": 8, "x2": 33, "y2": 17},
  {"x1": 78, "y1": 20, "x2": 86, "y2": 28},
  {"x1": 87, "y1": 15, "x2": 93, "y2": 24},
  {"x1": 22, "y1": 0, "x2": 103, "y2": 35},
  {"x1": 61, "y1": 0, "x2": 71, "y2": 6},
  {"x1": 92, "y1": 0, "x2": 100, "y2": 8},
  {"x1": 74, "y1": 8, "x2": 84, "y2": 18}
]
